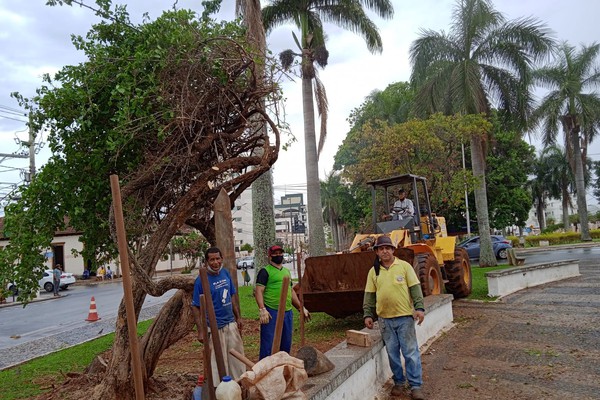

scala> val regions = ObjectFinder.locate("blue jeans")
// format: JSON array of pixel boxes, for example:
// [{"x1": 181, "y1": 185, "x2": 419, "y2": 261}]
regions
[
  {"x1": 259, "y1": 307, "x2": 293, "y2": 360},
  {"x1": 53, "y1": 280, "x2": 60, "y2": 296},
  {"x1": 380, "y1": 315, "x2": 423, "y2": 389}
]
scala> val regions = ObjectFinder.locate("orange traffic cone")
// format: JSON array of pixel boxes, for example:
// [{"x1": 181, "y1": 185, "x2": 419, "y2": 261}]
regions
[{"x1": 86, "y1": 296, "x2": 101, "y2": 322}]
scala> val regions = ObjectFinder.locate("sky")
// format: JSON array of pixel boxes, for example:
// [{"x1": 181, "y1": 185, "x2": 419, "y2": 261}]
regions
[{"x1": 1, "y1": 0, "x2": 599, "y2": 211}]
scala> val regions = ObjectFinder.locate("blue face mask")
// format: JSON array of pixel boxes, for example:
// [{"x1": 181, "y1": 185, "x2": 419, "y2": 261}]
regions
[{"x1": 271, "y1": 255, "x2": 284, "y2": 265}]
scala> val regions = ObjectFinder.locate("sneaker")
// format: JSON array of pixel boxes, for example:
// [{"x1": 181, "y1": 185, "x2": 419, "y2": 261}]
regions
[
  {"x1": 411, "y1": 388, "x2": 425, "y2": 400},
  {"x1": 390, "y1": 384, "x2": 405, "y2": 396}
]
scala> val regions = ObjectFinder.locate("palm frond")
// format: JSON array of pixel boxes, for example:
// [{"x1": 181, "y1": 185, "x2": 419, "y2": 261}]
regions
[
  {"x1": 573, "y1": 42, "x2": 600, "y2": 81},
  {"x1": 313, "y1": 74, "x2": 329, "y2": 159},
  {"x1": 262, "y1": 1, "x2": 301, "y2": 33},
  {"x1": 409, "y1": 30, "x2": 459, "y2": 86},
  {"x1": 357, "y1": 0, "x2": 394, "y2": 19},
  {"x1": 319, "y1": 1, "x2": 383, "y2": 53}
]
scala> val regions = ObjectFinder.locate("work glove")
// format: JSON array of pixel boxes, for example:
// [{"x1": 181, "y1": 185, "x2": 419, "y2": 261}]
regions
[
  {"x1": 259, "y1": 308, "x2": 272, "y2": 324},
  {"x1": 302, "y1": 307, "x2": 311, "y2": 322}
]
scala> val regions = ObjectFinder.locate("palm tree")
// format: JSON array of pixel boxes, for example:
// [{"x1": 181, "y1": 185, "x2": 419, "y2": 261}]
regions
[
  {"x1": 531, "y1": 42, "x2": 600, "y2": 241},
  {"x1": 321, "y1": 171, "x2": 344, "y2": 252},
  {"x1": 236, "y1": 1, "x2": 277, "y2": 270},
  {"x1": 409, "y1": 0, "x2": 554, "y2": 266},
  {"x1": 539, "y1": 145, "x2": 574, "y2": 230},
  {"x1": 262, "y1": 0, "x2": 394, "y2": 256}
]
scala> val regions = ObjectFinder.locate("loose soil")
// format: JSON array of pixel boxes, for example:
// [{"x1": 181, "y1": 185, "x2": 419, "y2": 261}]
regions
[
  {"x1": 34, "y1": 263, "x2": 600, "y2": 400},
  {"x1": 32, "y1": 318, "x2": 343, "y2": 400}
]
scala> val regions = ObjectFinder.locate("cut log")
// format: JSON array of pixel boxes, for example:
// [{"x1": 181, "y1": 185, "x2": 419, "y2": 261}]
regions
[
  {"x1": 346, "y1": 329, "x2": 372, "y2": 347},
  {"x1": 295, "y1": 346, "x2": 334, "y2": 376}
]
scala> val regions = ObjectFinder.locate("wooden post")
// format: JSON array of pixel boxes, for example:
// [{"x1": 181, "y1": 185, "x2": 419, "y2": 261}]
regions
[
  {"x1": 199, "y1": 267, "x2": 227, "y2": 380},
  {"x1": 296, "y1": 260, "x2": 305, "y2": 347},
  {"x1": 200, "y1": 295, "x2": 216, "y2": 400},
  {"x1": 109, "y1": 175, "x2": 145, "y2": 400},
  {"x1": 214, "y1": 188, "x2": 239, "y2": 285},
  {"x1": 229, "y1": 349, "x2": 255, "y2": 370},
  {"x1": 271, "y1": 275, "x2": 290, "y2": 355}
]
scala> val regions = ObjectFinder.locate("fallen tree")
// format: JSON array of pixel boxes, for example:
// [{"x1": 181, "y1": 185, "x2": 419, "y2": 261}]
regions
[{"x1": 2, "y1": 4, "x2": 283, "y2": 399}]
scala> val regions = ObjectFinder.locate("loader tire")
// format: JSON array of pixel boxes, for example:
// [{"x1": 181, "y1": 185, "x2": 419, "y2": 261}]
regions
[
  {"x1": 414, "y1": 253, "x2": 443, "y2": 296},
  {"x1": 444, "y1": 248, "x2": 472, "y2": 298}
]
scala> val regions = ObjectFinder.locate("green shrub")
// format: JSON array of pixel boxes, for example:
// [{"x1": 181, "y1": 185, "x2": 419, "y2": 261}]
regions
[
  {"x1": 524, "y1": 230, "x2": 600, "y2": 246},
  {"x1": 541, "y1": 223, "x2": 564, "y2": 234}
]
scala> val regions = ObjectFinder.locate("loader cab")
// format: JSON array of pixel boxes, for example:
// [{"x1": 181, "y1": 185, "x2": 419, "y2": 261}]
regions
[{"x1": 366, "y1": 174, "x2": 442, "y2": 240}]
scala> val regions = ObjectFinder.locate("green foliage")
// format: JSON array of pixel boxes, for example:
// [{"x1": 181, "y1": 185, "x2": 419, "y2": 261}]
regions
[
  {"x1": 341, "y1": 113, "x2": 489, "y2": 225},
  {"x1": 170, "y1": 231, "x2": 208, "y2": 272},
  {"x1": 335, "y1": 81, "x2": 414, "y2": 171},
  {"x1": 2, "y1": 5, "x2": 280, "y2": 303},
  {"x1": 485, "y1": 128, "x2": 535, "y2": 229},
  {"x1": 541, "y1": 223, "x2": 564, "y2": 234},
  {"x1": 524, "y1": 230, "x2": 600, "y2": 246},
  {"x1": 240, "y1": 243, "x2": 253, "y2": 253}
]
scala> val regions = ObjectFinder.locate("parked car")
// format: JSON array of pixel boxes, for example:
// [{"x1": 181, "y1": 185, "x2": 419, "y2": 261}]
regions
[
  {"x1": 39, "y1": 269, "x2": 77, "y2": 292},
  {"x1": 5, "y1": 269, "x2": 77, "y2": 295},
  {"x1": 236, "y1": 256, "x2": 255, "y2": 269},
  {"x1": 283, "y1": 253, "x2": 292, "y2": 263},
  {"x1": 457, "y1": 235, "x2": 512, "y2": 260}
]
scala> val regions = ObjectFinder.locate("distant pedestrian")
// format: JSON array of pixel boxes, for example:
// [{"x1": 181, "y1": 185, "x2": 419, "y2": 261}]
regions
[
  {"x1": 52, "y1": 265, "x2": 62, "y2": 297},
  {"x1": 106, "y1": 266, "x2": 113, "y2": 280}
]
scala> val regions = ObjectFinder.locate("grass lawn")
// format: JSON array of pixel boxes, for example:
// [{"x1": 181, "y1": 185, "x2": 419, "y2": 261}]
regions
[{"x1": 468, "y1": 262, "x2": 515, "y2": 301}]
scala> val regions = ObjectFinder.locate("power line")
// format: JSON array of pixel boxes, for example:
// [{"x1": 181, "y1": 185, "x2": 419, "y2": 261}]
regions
[
  {"x1": 0, "y1": 104, "x2": 25, "y2": 114},
  {"x1": 0, "y1": 114, "x2": 28, "y2": 123}
]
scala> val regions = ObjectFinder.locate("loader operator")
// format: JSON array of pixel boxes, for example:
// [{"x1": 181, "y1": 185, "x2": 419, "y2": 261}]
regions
[
  {"x1": 363, "y1": 235, "x2": 426, "y2": 400},
  {"x1": 391, "y1": 188, "x2": 414, "y2": 219}
]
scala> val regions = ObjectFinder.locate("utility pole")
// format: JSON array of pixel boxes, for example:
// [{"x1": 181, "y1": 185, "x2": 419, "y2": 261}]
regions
[{"x1": 28, "y1": 120, "x2": 36, "y2": 181}]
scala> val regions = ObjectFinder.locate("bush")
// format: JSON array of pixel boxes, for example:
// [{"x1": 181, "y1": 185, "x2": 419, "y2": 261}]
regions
[
  {"x1": 523, "y1": 230, "x2": 600, "y2": 247},
  {"x1": 541, "y1": 223, "x2": 564, "y2": 234}
]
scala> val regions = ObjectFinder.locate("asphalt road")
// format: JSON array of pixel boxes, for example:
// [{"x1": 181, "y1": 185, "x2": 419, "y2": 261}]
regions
[{"x1": 0, "y1": 261, "x2": 299, "y2": 352}]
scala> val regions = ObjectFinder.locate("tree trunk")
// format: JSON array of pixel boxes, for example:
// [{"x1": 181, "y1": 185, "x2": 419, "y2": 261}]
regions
[
  {"x1": 561, "y1": 187, "x2": 570, "y2": 232},
  {"x1": 535, "y1": 197, "x2": 546, "y2": 231},
  {"x1": 252, "y1": 171, "x2": 276, "y2": 270},
  {"x1": 239, "y1": 0, "x2": 277, "y2": 269},
  {"x1": 329, "y1": 212, "x2": 339, "y2": 252},
  {"x1": 570, "y1": 126, "x2": 592, "y2": 240},
  {"x1": 302, "y1": 77, "x2": 326, "y2": 256},
  {"x1": 470, "y1": 135, "x2": 496, "y2": 267}
]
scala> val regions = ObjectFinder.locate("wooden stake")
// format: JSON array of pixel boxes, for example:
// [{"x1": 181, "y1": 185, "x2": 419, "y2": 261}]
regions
[
  {"x1": 271, "y1": 275, "x2": 290, "y2": 355},
  {"x1": 200, "y1": 295, "x2": 216, "y2": 400},
  {"x1": 213, "y1": 188, "x2": 243, "y2": 338},
  {"x1": 229, "y1": 349, "x2": 255, "y2": 370},
  {"x1": 199, "y1": 267, "x2": 227, "y2": 380},
  {"x1": 109, "y1": 175, "x2": 145, "y2": 400},
  {"x1": 214, "y1": 188, "x2": 239, "y2": 307},
  {"x1": 296, "y1": 258, "x2": 305, "y2": 347}
]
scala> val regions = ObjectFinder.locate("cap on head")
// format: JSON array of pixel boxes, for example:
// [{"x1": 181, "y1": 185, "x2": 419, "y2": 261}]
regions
[
  {"x1": 373, "y1": 235, "x2": 396, "y2": 249},
  {"x1": 268, "y1": 245, "x2": 284, "y2": 256}
]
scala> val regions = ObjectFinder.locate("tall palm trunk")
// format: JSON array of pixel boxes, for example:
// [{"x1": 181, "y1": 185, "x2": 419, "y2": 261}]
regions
[
  {"x1": 302, "y1": 77, "x2": 326, "y2": 255},
  {"x1": 561, "y1": 186, "x2": 570, "y2": 231},
  {"x1": 238, "y1": 0, "x2": 277, "y2": 267},
  {"x1": 535, "y1": 199, "x2": 546, "y2": 231},
  {"x1": 328, "y1": 212, "x2": 338, "y2": 252},
  {"x1": 563, "y1": 115, "x2": 591, "y2": 240},
  {"x1": 470, "y1": 135, "x2": 496, "y2": 266}
]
